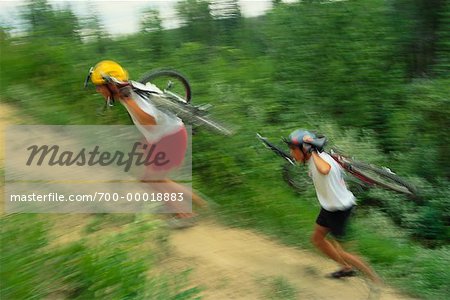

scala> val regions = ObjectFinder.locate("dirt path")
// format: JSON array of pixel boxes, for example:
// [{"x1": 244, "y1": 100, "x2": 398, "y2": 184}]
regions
[
  {"x1": 0, "y1": 102, "x2": 20, "y2": 168},
  {"x1": 0, "y1": 102, "x2": 23, "y2": 213},
  {"x1": 170, "y1": 220, "x2": 412, "y2": 300},
  {"x1": 0, "y1": 103, "x2": 413, "y2": 299}
]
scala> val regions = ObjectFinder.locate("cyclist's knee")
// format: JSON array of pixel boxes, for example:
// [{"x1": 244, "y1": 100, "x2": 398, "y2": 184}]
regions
[
  {"x1": 311, "y1": 232, "x2": 324, "y2": 246},
  {"x1": 311, "y1": 225, "x2": 328, "y2": 246}
]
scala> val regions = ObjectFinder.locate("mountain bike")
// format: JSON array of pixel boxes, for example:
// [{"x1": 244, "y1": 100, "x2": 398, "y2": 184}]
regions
[
  {"x1": 256, "y1": 133, "x2": 418, "y2": 196},
  {"x1": 85, "y1": 68, "x2": 233, "y2": 136},
  {"x1": 138, "y1": 69, "x2": 233, "y2": 135}
]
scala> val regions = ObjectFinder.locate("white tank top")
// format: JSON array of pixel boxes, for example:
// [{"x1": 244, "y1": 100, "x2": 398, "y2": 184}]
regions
[
  {"x1": 122, "y1": 91, "x2": 183, "y2": 143},
  {"x1": 308, "y1": 152, "x2": 356, "y2": 211}
]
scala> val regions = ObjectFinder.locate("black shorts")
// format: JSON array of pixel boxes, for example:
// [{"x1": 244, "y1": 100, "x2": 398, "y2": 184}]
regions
[{"x1": 316, "y1": 206, "x2": 354, "y2": 240}]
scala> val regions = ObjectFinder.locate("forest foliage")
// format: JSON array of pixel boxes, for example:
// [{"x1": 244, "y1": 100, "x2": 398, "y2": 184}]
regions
[
  {"x1": 1, "y1": 0, "x2": 448, "y2": 241},
  {"x1": 1, "y1": 0, "x2": 449, "y2": 298}
]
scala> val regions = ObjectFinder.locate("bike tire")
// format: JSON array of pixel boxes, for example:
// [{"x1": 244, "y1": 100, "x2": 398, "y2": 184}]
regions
[
  {"x1": 138, "y1": 69, "x2": 232, "y2": 135},
  {"x1": 139, "y1": 69, "x2": 192, "y2": 103},
  {"x1": 282, "y1": 162, "x2": 372, "y2": 196},
  {"x1": 137, "y1": 91, "x2": 232, "y2": 136},
  {"x1": 348, "y1": 161, "x2": 417, "y2": 196},
  {"x1": 282, "y1": 163, "x2": 311, "y2": 193}
]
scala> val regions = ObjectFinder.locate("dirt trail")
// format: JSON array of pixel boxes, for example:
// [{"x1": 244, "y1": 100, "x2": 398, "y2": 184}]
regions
[
  {"x1": 169, "y1": 220, "x2": 412, "y2": 300},
  {"x1": 0, "y1": 103, "x2": 20, "y2": 168},
  {"x1": 1, "y1": 103, "x2": 413, "y2": 299},
  {"x1": 0, "y1": 102, "x2": 23, "y2": 213}
]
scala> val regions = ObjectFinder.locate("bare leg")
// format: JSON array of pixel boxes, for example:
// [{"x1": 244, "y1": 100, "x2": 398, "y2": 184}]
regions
[
  {"x1": 145, "y1": 179, "x2": 207, "y2": 218},
  {"x1": 311, "y1": 224, "x2": 352, "y2": 269},
  {"x1": 311, "y1": 224, "x2": 382, "y2": 284},
  {"x1": 164, "y1": 179, "x2": 207, "y2": 208},
  {"x1": 331, "y1": 239, "x2": 382, "y2": 284}
]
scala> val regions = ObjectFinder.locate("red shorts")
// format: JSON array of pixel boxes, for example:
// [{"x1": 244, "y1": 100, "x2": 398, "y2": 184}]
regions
[{"x1": 141, "y1": 127, "x2": 188, "y2": 179}]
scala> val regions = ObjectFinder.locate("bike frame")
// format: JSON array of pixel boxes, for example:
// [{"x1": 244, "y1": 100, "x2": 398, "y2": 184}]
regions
[
  {"x1": 89, "y1": 72, "x2": 232, "y2": 136},
  {"x1": 257, "y1": 133, "x2": 417, "y2": 196},
  {"x1": 258, "y1": 134, "x2": 386, "y2": 189},
  {"x1": 328, "y1": 150, "x2": 376, "y2": 187}
]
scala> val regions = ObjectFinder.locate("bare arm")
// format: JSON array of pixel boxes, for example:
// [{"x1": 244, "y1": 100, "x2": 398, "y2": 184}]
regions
[
  {"x1": 120, "y1": 97, "x2": 157, "y2": 125},
  {"x1": 96, "y1": 84, "x2": 157, "y2": 126},
  {"x1": 303, "y1": 135, "x2": 331, "y2": 175},
  {"x1": 311, "y1": 151, "x2": 331, "y2": 175}
]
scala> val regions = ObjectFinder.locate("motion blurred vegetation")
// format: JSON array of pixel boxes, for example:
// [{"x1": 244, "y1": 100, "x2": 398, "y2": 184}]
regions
[
  {"x1": 1, "y1": 0, "x2": 449, "y2": 299},
  {"x1": 0, "y1": 214, "x2": 200, "y2": 299}
]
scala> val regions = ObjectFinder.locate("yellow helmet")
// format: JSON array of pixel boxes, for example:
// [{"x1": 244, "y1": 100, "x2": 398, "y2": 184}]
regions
[{"x1": 90, "y1": 60, "x2": 129, "y2": 85}]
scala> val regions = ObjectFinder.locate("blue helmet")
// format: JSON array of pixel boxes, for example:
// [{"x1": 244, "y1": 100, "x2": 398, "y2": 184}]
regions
[{"x1": 288, "y1": 129, "x2": 316, "y2": 147}]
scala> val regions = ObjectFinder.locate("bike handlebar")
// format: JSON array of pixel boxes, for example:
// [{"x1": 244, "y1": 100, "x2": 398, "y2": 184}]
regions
[{"x1": 256, "y1": 133, "x2": 296, "y2": 165}]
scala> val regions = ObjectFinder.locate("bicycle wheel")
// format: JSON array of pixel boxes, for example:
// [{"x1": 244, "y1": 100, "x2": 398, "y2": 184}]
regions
[
  {"x1": 349, "y1": 161, "x2": 417, "y2": 196},
  {"x1": 139, "y1": 92, "x2": 233, "y2": 136},
  {"x1": 282, "y1": 163, "x2": 311, "y2": 193},
  {"x1": 343, "y1": 174, "x2": 371, "y2": 197},
  {"x1": 139, "y1": 69, "x2": 192, "y2": 104}
]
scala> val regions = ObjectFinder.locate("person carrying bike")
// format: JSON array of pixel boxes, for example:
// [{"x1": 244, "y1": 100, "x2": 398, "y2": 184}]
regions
[
  {"x1": 87, "y1": 60, "x2": 206, "y2": 227},
  {"x1": 286, "y1": 129, "x2": 381, "y2": 283}
]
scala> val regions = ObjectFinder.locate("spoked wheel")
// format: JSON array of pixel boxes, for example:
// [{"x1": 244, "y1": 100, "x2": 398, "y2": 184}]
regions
[
  {"x1": 138, "y1": 69, "x2": 233, "y2": 136},
  {"x1": 139, "y1": 69, "x2": 192, "y2": 104},
  {"x1": 349, "y1": 161, "x2": 418, "y2": 196},
  {"x1": 342, "y1": 174, "x2": 371, "y2": 197},
  {"x1": 282, "y1": 163, "x2": 311, "y2": 194}
]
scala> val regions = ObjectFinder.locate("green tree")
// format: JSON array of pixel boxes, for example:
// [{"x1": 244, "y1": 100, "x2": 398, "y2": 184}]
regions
[
  {"x1": 392, "y1": 0, "x2": 447, "y2": 78},
  {"x1": 176, "y1": 0, "x2": 215, "y2": 44},
  {"x1": 21, "y1": 0, "x2": 53, "y2": 38},
  {"x1": 210, "y1": 0, "x2": 242, "y2": 44},
  {"x1": 81, "y1": 7, "x2": 110, "y2": 55},
  {"x1": 52, "y1": 6, "x2": 81, "y2": 41},
  {"x1": 434, "y1": 0, "x2": 450, "y2": 77},
  {"x1": 139, "y1": 8, "x2": 165, "y2": 58},
  {"x1": 21, "y1": 0, "x2": 80, "y2": 41},
  {"x1": 265, "y1": 0, "x2": 404, "y2": 135},
  {"x1": 0, "y1": 25, "x2": 11, "y2": 43}
]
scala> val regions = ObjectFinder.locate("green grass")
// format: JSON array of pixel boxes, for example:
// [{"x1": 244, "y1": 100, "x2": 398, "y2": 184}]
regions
[
  {"x1": 0, "y1": 214, "x2": 200, "y2": 300},
  {"x1": 0, "y1": 214, "x2": 49, "y2": 299}
]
